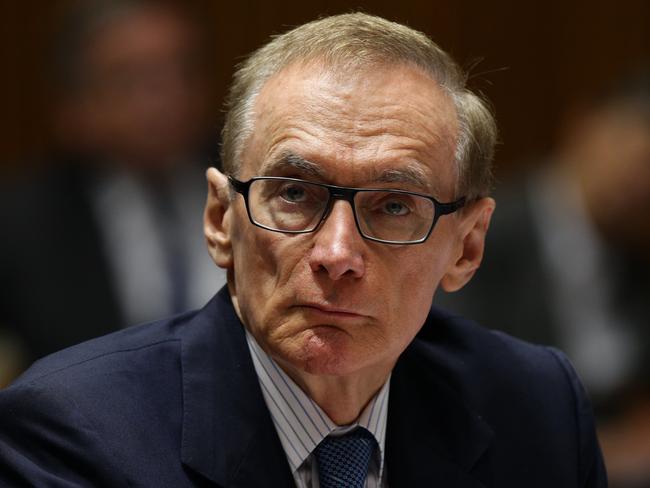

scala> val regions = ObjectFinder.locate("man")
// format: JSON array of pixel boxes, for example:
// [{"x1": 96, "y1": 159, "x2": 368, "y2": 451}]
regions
[
  {"x1": 0, "y1": 13, "x2": 606, "y2": 487},
  {"x1": 0, "y1": 0, "x2": 225, "y2": 380}
]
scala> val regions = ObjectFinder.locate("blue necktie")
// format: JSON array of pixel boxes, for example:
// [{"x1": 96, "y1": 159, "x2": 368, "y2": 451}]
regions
[{"x1": 314, "y1": 427, "x2": 377, "y2": 488}]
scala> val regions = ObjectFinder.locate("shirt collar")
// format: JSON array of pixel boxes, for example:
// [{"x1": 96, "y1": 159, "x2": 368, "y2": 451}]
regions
[{"x1": 245, "y1": 329, "x2": 390, "y2": 479}]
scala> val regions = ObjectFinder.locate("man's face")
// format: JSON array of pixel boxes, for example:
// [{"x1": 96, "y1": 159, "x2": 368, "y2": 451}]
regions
[
  {"x1": 226, "y1": 62, "x2": 464, "y2": 380},
  {"x1": 61, "y1": 6, "x2": 210, "y2": 168}
]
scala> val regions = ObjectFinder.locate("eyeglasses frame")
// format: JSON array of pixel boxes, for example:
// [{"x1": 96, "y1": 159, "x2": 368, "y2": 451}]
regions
[{"x1": 228, "y1": 175, "x2": 466, "y2": 245}]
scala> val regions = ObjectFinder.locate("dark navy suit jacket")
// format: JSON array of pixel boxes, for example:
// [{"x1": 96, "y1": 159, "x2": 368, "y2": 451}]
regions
[{"x1": 0, "y1": 287, "x2": 606, "y2": 487}]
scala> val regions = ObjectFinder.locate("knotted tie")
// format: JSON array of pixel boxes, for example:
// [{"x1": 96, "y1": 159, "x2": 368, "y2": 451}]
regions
[{"x1": 314, "y1": 427, "x2": 377, "y2": 488}]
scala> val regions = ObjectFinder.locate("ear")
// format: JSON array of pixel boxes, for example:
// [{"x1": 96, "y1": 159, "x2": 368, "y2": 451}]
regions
[
  {"x1": 204, "y1": 167, "x2": 234, "y2": 269},
  {"x1": 440, "y1": 197, "x2": 495, "y2": 292}
]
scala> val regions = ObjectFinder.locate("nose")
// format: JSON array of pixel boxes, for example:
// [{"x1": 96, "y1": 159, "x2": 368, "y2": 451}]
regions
[{"x1": 308, "y1": 200, "x2": 366, "y2": 280}]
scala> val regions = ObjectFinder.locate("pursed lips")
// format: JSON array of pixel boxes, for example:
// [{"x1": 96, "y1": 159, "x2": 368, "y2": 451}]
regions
[{"x1": 293, "y1": 302, "x2": 369, "y2": 319}]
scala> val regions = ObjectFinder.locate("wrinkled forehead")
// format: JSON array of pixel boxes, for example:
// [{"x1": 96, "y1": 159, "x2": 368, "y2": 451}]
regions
[{"x1": 241, "y1": 60, "x2": 460, "y2": 196}]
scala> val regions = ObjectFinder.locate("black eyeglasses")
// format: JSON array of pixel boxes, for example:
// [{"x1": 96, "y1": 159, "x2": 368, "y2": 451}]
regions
[{"x1": 228, "y1": 176, "x2": 465, "y2": 245}]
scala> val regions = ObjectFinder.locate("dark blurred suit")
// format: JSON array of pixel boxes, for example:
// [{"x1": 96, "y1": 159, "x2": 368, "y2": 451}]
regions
[
  {"x1": 1, "y1": 163, "x2": 120, "y2": 360},
  {"x1": 0, "y1": 160, "x2": 225, "y2": 365}
]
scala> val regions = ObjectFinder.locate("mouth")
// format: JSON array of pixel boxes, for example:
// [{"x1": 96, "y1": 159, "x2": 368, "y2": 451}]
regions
[{"x1": 294, "y1": 303, "x2": 369, "y2": 320}]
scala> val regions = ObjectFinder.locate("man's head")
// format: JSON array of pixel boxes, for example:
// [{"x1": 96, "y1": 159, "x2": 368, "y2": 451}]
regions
[
  {"x1": 205, "y1": 13, "x2": 496, "y2": 383},
  {"x1": 557, "y1": 69, "x2": 650, "y2": 253},
  {"x1": 52, "y1": 0, "x2": 211, "y2": 169},
  {"x1": 221, "y1": 13, "x2": 496, "y2": 201}
]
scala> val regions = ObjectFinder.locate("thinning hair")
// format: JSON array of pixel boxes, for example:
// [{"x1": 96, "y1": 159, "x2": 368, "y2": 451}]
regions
[{"x1": 221, "y1": 13, "x2": 497, "y2": 199}]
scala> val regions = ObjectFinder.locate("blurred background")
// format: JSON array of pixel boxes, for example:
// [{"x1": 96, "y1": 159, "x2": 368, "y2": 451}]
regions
[{"x1": 0, "y1": 0, "x2": 648, "y2": 486}]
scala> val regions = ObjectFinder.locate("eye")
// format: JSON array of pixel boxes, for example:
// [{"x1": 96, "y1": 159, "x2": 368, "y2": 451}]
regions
[
  {"x1": 382, "y1": 199, "x2": 410, "y2": 216},
  {"x1": 279, "y1": 183, "x2": 308, "y2": 203}
]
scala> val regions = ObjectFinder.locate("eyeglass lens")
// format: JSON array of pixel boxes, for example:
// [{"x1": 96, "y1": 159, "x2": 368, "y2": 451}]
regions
[{"x1": 247, "y1": 178, "x2": 436, "y2": 242}]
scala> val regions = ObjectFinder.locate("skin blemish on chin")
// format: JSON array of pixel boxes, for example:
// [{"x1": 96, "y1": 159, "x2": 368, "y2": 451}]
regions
[{"x1": 300, "y1": 328, "x2": 347, "y2": 371}]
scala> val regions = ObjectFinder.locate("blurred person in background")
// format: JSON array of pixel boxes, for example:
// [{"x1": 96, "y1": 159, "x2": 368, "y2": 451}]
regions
[
  {"x1": 0, "y1": 0, "x2": 226, "y2": 385},
  {"x1": 436, "y1": 69, "x2": 650, "y2": 487}
]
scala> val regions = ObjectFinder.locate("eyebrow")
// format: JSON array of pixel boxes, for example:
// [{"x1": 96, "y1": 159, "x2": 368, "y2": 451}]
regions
[
  {"x1": 371, "y1": 165, "x2": 434, "y2": 194},
  {"x1": 259, "y1": 151, "x2": 437, "y2": 194},
  {"x1": 259, "y1": 152, "x2": 325, "y2": 178}
]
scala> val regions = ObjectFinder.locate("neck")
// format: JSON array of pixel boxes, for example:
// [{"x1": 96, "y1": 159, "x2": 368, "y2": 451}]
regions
[{"x1": 277, "y1": 359, "x2": 393, "y2": 425}]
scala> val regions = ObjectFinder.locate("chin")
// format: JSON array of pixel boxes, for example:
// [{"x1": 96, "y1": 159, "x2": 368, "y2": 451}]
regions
[{"x1": 287, "y1": 326, "x2": 361, "y2": 377}]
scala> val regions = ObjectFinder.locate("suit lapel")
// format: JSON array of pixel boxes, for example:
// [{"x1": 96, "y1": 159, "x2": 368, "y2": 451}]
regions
[
  {"x1": 386, "y1": 339, "x2": 493, "y2": 488},
  {"x1": 179, "y1": 288, "x2": 294, "y2": 487},
  {"x1": 178, "y1": 289, "x2": 494, "y2": 487}
]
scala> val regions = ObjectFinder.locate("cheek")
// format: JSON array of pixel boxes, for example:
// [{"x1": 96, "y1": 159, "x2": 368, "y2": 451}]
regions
[
  {"x1": 394, "y1": 265, "x2": 437, "y2": 323},
  {"x1": 381, "y1": 267, "x2": 441, "y2": 360},
  {"x1": 231, "y1": 222, "x2": 308, "y2": 325},
  {"x1": 233, "y1": 225, "x2": 279, "y2": 299},
  {"x1": 386, "y1": 239, "x2": 454, "y2": 321}
]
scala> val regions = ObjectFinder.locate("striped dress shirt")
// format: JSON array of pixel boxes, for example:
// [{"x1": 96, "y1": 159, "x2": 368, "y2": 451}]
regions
[{"x1": 246, "y1": 330, "x2": 390, "y2": 488}]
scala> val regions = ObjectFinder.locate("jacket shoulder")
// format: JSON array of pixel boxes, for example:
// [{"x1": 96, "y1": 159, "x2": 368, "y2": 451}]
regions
[
  {"x1": 407, "y1": 306, "x2": 606, "y2": 487},
  {"x1": 0, "y1": 310, "x2": 202, "y2": 486},
  {"x1": 13, "y1": 310, "x2": 197, "y2": 387},
  {"x1": 416, "y1": 306, "x2": 569, "y2": 387}
]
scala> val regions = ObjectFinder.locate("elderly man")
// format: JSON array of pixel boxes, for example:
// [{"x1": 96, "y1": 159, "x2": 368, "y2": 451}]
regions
[{"x1": 0, "y1": 13, "x2": 605, "y2": 487}]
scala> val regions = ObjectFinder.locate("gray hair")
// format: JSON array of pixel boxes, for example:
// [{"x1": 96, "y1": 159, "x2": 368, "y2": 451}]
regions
[{"x1": 221, "y1": 13, "x2": 497, "y2": 199}]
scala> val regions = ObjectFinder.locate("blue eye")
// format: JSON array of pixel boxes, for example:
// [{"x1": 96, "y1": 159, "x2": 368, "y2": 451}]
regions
[
  {"x1": 383, "y1": 200, "x2": 409, "y2": 216},
  {"x1": 280, "y1": 184, "x2": 308, "y2": 202}
]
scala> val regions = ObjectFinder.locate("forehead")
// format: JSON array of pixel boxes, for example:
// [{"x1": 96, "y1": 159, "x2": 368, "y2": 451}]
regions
[{"x1": 242, "y1": 61, "x2": 459, "y2": 197}]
